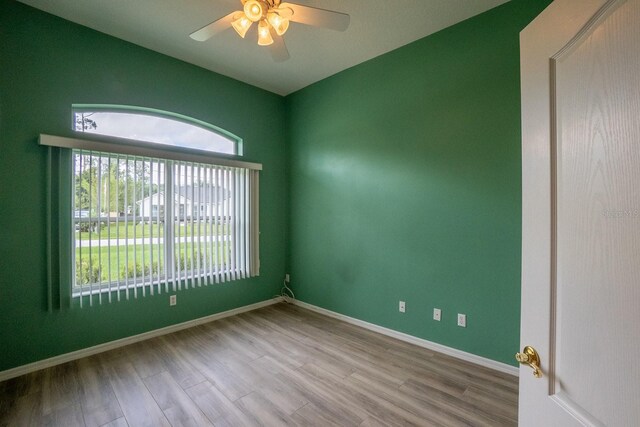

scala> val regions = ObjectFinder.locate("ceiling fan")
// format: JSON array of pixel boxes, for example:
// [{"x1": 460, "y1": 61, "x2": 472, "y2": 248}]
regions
[{"x1": 190, "y1": 0, "x2": 350, "y2": 62}]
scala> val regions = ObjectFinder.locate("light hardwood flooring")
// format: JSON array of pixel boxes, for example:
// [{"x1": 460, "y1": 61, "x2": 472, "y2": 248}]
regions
[{"x1": 0, "y1": 303, "x2": 518, "y2": 426}]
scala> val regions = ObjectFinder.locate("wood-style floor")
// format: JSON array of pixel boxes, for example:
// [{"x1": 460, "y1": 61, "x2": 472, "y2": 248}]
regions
[{"x1": 0, "y1": 303, "x2": 518, "y2": 426}]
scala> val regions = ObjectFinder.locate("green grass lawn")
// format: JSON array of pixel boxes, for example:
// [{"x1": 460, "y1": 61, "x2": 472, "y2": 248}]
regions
[
  {"x1": 74, "y1": 242, "x2": 232, "y2": 286},
  {"x1": 75, "y1": 222, "x2": 230, "y2": 240}
]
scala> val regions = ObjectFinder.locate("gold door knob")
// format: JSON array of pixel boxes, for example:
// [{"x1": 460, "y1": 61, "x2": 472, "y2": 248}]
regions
[{"x1": 515, "y1": 345, "x2": 542, "y2": 378}]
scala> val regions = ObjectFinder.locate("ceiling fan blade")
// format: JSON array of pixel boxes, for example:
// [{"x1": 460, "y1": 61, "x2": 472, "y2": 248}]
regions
[
  {"x1": 280, "y1": 2, "x2": 350, "y2": 31},
  {"x1": 269, "y1": 33, "x2": 290, "y2": 62},
  {"x1": 190, "y1": 11, "x2": 238, "y2": 41}
]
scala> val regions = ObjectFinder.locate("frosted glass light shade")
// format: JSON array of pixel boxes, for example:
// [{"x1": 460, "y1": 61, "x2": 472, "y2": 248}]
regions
[
  {"x1": 244, "y1": 0, "x2": 265, "y2": 22},
  {"x1": 258, "y1": 20, "x2": 274, "y2": 46},
  {"x1": 232, "y1": 14, "x2": 252, "y2": 38},
  {"x1": 267, "y1": 12, "x2": 289, "y2": 36}
]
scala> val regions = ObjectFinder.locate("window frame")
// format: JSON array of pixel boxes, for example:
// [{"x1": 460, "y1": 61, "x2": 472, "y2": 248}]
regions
[{"x1": 41, "y1": 129, "x2": 261, "y2": 306}]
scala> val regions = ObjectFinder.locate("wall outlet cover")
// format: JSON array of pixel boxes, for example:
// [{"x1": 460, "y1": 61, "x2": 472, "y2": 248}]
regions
[
  {"x1": 457, "y1": 313, "x2": 466, "y2": 327},
  {"x1": 170, "y1": 295, "x2": 177, "y2": 306},
  {"x1": 433, "y1": 308, "x2": 441, "y2": 321},
  {"x1": 399, "y1": 301, "x2": 406, "y2": 313}
]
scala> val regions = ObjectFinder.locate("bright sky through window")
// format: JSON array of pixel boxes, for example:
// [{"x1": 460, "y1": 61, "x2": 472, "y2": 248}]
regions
[{"x1": 73, "y1": 110, "x2": 237, "y2": 155}]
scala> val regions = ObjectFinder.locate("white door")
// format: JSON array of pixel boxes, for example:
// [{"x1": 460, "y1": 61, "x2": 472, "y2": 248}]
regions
[{"x1": 520, "y1": 0, "x2": 640, "y2": 425}]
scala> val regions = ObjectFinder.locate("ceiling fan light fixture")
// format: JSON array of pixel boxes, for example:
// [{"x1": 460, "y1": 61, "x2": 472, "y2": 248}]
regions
[
  {"x1": 257, "y1": 20, "x2": 274, "y2": 46},
  {"x1": 231, "y1": 13, "x2": 252, "y2": 38},
  {"x1": 189, "y1": 0, "x2": 350, "y2": 62},
  {"x1": 267, "y1": 12, "x2": 289, "y2": 36},
  {"x1": 244, "y1": 0, "x2": 266, "y2": 22}
]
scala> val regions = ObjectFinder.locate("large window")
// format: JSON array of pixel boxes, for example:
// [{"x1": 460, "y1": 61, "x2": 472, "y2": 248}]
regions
[{"x1": 42, "y1": 107, "x2": 260, "y2": 307}]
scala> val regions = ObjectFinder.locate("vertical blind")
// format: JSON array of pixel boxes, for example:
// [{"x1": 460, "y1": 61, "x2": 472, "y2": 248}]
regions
[{"x1": 70, "y1": 148, "x2": 259, "y2": 307}]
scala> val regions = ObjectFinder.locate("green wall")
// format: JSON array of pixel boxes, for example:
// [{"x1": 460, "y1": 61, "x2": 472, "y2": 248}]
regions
[
  {"x1": 0, "y1": 0, "x2": 552, "y2": 372},
  {"x1": 0, "y1": 0, "x2": 286, "y2": 371},
  {"x1": 285, "y1": 0, "x2": 552, "y2": 366}
]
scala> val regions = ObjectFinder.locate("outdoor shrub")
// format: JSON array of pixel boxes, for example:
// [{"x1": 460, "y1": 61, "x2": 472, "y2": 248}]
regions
[
  {"x1": 76, "y1": 258, "x2": 101, "y2": 284},
  {"x1": 174, "y1": 250, "x2": 206, "y2": 270},
  {"x1": 121, "y1": 261, "x2": 161, "y2": 279}
]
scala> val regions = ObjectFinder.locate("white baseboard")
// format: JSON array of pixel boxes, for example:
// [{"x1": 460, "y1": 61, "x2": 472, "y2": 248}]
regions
[
  {"x1": 294, "y1": 300, "x2": 519, "y2": 377},
  {"x1": 0, "y1": 297, "x2": 518, "y2": 383},
  {"x1": 0, "y1": 297, "x2": 283, "y2": 383}
]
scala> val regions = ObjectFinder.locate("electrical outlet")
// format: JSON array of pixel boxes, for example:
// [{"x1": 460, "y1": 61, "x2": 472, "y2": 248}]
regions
[
  {"x1": 285, "y1": 274, "x2": 290, "y2": 282},
  {"x1": 399, "y1": 301, "x2": 406, "y2": 313},
  {"x1": 457, "y1": 313, "x2": 466, "y2": 327},
  {"x1": 433, "y1": 308, "x2": 441, "y2": 321},
  {"x1": 170, "y1": 295, "x2": 177, "y2": 306}
]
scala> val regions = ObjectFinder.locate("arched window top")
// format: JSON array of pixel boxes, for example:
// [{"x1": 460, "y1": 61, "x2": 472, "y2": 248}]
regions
[{"x1": 72, "y1": 105, "x2": 241, "y2": 156}]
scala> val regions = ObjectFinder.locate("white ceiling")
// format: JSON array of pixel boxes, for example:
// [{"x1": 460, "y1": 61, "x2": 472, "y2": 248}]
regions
[{"x1": 18, "y1": 0, "x2": 509, "y2": 95}]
